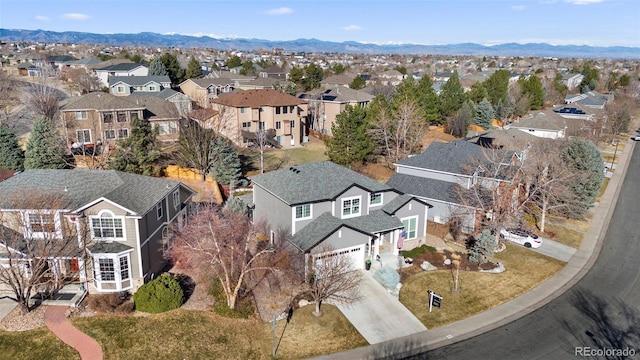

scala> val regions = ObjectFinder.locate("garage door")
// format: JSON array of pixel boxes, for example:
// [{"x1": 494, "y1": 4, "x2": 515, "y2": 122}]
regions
[{"x1": 314, "y1": 245, "x2": 365, "y2": 271}]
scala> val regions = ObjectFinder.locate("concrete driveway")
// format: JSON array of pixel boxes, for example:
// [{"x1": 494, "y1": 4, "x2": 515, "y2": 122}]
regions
[
  {"x1": 334, "y1": 271, "x2": 427, "y2": 344},
  {"x1": 530, "y1": 237, "x2": 576, "y2": 262},
  {"x1": 0, "y1": 291, "x2": 17, "y2": 321}
]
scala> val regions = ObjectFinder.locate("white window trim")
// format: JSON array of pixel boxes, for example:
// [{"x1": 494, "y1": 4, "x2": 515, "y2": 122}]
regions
[
  {"x1": 341, "y1": 196, "x2": 362, "y2": 219},
  {"x1": 156, "y1": 202, "x2": 163, "y2": 220},
  {"x1": 173, "y1": 190, "x2": 180, "y2": 210},
  {"x1": 92, "y1": 251, "x2": 133, "y2": 292},
  {"x1": 75, "y1": 111, "x2": 88, "y2": 120},
  {"x1": 76, "y1": 129, "x2": 91, "y2": 144},
  {"x1": 294, "y1": 204, "x2": 312, "y2": 221},
  {"x1": 401, "y1": 216, "x2": 419, "y2": 240},
  {"x1": 369, "y1": 193, "x2": 383, "y2": 207},
  {"x1": 89, "y1": 210, "x2": 126, "y2": 241},
  {"x1": 23, "y1": 210, "x2": 62, "y2": 239}
]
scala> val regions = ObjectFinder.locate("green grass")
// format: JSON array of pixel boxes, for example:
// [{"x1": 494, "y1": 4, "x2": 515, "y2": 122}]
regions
[
  {"x1": 400, "y1": 245, "x2": 565, "y2": 329},
  {"x1": 0, "y1": 328, "x2": 80, "y2": 360}
]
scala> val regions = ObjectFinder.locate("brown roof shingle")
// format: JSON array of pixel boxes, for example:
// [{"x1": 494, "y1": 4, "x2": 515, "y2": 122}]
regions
[{"x1": 212, "y1": 89, "x2": 307, "y2": 108}]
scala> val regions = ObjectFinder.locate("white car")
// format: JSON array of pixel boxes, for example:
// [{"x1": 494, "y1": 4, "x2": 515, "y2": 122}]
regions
[
  {"x1": 499, "y1": 228, "x2": 542, "y2": 248},
  {"x1": 633, "y1": 134, "x2": 640, "y2": 141}
]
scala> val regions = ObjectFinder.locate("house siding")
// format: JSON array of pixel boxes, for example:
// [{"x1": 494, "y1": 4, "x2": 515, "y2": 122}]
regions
[
  {"x1": 334, "y1": 187, "x2": 370, "y2": 219},
  {"x1": 394, "y1": 199, "x2": 428, "y2": 238},
  {"x1": 397, "y1": 166, "x2": 466, "y2": 185},
  {"x1": 295, "y1": 201, "x2": 332, "y2": 234},
  {"x1": 253, "y1": 186, "x2": 292, "y2": 234}
]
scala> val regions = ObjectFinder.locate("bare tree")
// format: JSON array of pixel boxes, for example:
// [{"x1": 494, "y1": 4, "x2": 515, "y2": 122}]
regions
[
  {"x1": 373, "y1": 98, "x2": 426, "y2": 166},
  {"x1": 63, "y1": 68, "x2": 100, "y2": 94},
  {"x1": 21, "y1": 64, "x2": 66, "y2": 122},
  {"x1": 166, "y1": 204, "x2": 277, "y2": 309},
  {"x1": 305, "y1": 245, "x2": 362, "y2": 316},
  {"x1": 0, "y1": 192, "x2": 86, "y2": 313},
  {"x1": 0, "y1": 71, "x2": 22, "y2": 128},
  {"x1": 605, "y1": 94, "x2": 634, "y2": 139},
  {"x1": 524, "y1": 139, "x2": 577, "y2": 233},
  {"x1": 175, "y1": 121, "x2": 217, "y2": 181}
]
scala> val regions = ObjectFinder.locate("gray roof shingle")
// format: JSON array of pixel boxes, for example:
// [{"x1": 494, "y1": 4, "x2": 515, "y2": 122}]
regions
[
  {"x1": 108, "y1": 76, "x2": 171, "y2": 87},
  {"x1": 395, "y1": 140, "x2": 483, "y2": 175},
  {"x1": 250, "y1": 161, "x2": 391, "y2": 205},
  {"x1": 0, "y1": 170, "x2": 191, "y2": 216},
  {"x1": 387, "y1": 174, "x2": 460, "y2": 204}
]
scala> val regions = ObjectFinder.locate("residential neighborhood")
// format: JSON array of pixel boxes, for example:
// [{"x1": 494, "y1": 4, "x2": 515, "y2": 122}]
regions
[{"x1": 0, "y1": 33, "x2": 639, "y2": 360}]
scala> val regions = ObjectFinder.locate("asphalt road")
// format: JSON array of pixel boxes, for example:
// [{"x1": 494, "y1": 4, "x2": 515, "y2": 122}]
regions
[{"x1": 416, "y1": 143, "x2": 640, "y2": 359}]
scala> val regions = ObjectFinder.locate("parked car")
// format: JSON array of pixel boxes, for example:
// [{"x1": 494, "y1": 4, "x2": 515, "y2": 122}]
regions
[
  {"x1": 633, "y1": 133, "x2": 640, "y2": 141},
  {"x1": 499, "y1": 228, "x2": 542, "y2": 248}
]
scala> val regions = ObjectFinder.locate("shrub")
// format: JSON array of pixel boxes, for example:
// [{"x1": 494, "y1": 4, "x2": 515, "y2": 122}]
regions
[
  {"x1": 373, "y1": 266, "x2": 400, "y2": 290},
  {"x1": 133, "y1": 273, "x2": 184, "y2": 314},
  {"x1": 400, "y1": 244, "x2": 436, "y2": 259},
  {"x1": 87, "y1": 292, "x2": 134, "y2": 314},
  {"x1": 209, "y1": 281, "x2": 254, "y2": 319}
]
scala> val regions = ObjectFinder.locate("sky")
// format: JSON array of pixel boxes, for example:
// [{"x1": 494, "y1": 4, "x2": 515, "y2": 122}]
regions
[{"x1": 1, "y1": 0, "x2": 639, "y2": 48}]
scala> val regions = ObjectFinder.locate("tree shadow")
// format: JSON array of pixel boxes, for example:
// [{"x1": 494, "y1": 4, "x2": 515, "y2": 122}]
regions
[
  {"x1": 558, "y1": 288, "x2": 639, "y2": 359},
  {"x1": 172, "y1": 273, "x2": 196, "y2": 303},
  {"x1": 370, "y1": 335, "x2": 433, "y2": 360}
]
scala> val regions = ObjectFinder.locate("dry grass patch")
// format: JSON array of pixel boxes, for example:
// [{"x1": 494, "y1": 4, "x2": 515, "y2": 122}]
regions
[
  {"x1": 542, "y1": 223, "x2": 585, "y2": 248},
  {"x1": 400, "y1": 245, "x2": 565, "y2": 328},
  {"x1": 72, "y1": 309, "x2": 271, "y2": 360},
  {"x1": 598, "y1": 177, "x2": 610, "y2": 202},
  {"x1": 272, "y1": 304, "x2": 368, "y2": 359},
  {"x1": 0, "y1": 328, "x2": 79, "y2": 360}
]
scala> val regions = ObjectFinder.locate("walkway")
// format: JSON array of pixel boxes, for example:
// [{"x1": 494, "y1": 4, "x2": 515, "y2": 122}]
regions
[
  {"x1": 44, "y1": 306, "x2": 103, "y2": 360},
  {"x1": 334, "y1": 272, "x2": 427, "y2": 344},
  {"x1": 531, "y1": 237, "x2": 576, "y2": 262}
]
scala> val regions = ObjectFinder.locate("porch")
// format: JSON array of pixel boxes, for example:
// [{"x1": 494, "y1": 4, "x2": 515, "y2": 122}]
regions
[{"x1": 31, "y1": 282, "x2": 87, "y2": 308}]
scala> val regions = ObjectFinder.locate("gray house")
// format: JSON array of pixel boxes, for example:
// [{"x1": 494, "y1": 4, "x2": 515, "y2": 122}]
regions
[
  {"x1": 0, "y1": 170, "x2": 195, "y2": 295},
  {"x1": 250, "y1": 161, "x2": 431, "y2": 270},
  {"x1": 108, "y1": 75, "x2": 172, "y2": 96}
]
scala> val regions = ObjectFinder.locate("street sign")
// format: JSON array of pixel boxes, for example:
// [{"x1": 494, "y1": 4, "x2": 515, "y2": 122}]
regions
[{"x1": 428, "y1": 290, "x2": 443, "y2": 312}]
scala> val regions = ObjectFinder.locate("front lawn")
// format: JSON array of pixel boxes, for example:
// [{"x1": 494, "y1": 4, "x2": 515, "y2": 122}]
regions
[
  {"x1": 400, "y1": 245, "x2": 565, "y2": 328},
  {"x1": 0, "y1": 327, "x2": 80, "y2": 360}
]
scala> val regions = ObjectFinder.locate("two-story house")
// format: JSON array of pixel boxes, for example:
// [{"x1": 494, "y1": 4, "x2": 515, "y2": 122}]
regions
[
  {"x1": 210, "y1": 89, "x2": 309, "y2": 148},
  {"x1": 61, "y1": 92, "x2": 182, "y2": 151},
  {"x1": 299, "y1": 87, "x2": 374, "y2": 136},
  {"x1": 0, "y1": 169, "x2": 195, "y2": 296},
  {"x1": 250, "y1": 161, "x2": 431, "y2": 270},
  {"x1": 178, "y1": 77, "x2": 236, "y2": 108},
  {"x1": 387, "y1": 140, "x2": 520, "y2": 233},
  {"x1": 94, "y1": 63, "x2": 149, "y2": 87},
  {"x1": 108, "y1": 75, "x2": 172, "y2": 96}
]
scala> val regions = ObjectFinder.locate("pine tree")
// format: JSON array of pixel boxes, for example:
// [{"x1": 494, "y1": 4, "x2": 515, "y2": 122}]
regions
[
  {"x1": 438, "y1": 70, "x2": 465, "y2": 119},
  {"x1": 208, "y1": 136, "x2": 241, "y2": 186},
  {"x1": 159, "y1": 52, "x2": 185, "y2": 85},
  {"x1": 473, "y1": 98, "x2": 495, "y2": 130},
  {"x1": 24, "y1": 117, "x2": 67, "y2": 169},
  {"x1": 562, "y1": 139, "x2": 605, "y2": 219},
  {"x1": 109, "y1": 116, "x2": 161, "y2": 176},
  {"x1": 325, "y1": 105, "x2": 373, "y2": 166},
  {"x1": 148, "y1": 59, "x2": 168, "y2": 76},
  {"x1": 469, "y1": 229, "x2": 496, "y2": 264},
  {"x1": 518, "y1": 74, "x2": 545, "y2": 110},
  {"x1": 186, "y1": 56, "x2": 204, "y2": 79},
  {"x1": 416, "y1": 75, "x2": 440, "y2": 124},
  {"x1": 0, "y1": 124, "x2": 25, "y2": 171}
]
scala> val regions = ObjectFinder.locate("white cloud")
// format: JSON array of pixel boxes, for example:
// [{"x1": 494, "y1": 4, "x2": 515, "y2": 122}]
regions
[
  {"x1": 511, "y1": 5, "x2": 526, "y2": 10},
  {"x1": 565, "y1": 0, "x2": 605, "y2": 4},
  {"x1": 61, "y1": 13, "x2": 90, "y2": 20},
  {"x1": 341, "y1": 25, "x2": 362, "y2": 31},
  {"x1": 34, "y1": 15, "x2": 50, "y2": 21},
  {"x1": 265, "y1": 7, "x2": 293, "y2": 15}
]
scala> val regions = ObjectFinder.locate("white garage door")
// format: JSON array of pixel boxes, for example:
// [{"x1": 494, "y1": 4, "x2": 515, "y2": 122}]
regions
[{"x1": 314, "y1": 245, "x2": 365, "y2": 271}]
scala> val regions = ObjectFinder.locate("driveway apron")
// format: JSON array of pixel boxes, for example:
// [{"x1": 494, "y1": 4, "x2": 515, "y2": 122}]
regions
[{"x1": 334, "y1": 272, "x2": 427, "y2": 344}]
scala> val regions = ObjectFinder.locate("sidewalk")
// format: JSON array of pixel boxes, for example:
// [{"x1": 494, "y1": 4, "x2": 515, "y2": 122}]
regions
[
  {"x1": 321, "y1": 137, "x2": 636, "y2": 359},
  {"x1": 44, "y1": 306, "x2": 103, "y2": 360}
]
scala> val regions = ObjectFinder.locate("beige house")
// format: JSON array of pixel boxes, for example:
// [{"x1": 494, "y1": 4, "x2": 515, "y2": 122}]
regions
[
  {"x1": 178, "y1": 78, "x2": 236, "y2": 108},
  {"x1": 299, "y1": 87, "x2": 374, "y2": 136},
  {"x1": 210, "y1": 89, "x2": 309, "y2": 148}
]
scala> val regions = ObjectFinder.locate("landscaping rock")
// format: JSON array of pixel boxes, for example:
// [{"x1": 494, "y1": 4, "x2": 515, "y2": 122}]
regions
[
  {"x1": 480, "y1": 262, "x2": 506, "y2": 273},
  {"x1": 298, "y1": 299, "x2": 309, "y2": 307},
  {"x1": 420, "y1": 261, "x2": 438, "y2": 271}
]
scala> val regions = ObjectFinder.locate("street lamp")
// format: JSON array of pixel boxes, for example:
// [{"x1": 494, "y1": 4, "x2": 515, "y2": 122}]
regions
[{"x1": 610, "y1": 139, "x2": 620, "y2": 172}]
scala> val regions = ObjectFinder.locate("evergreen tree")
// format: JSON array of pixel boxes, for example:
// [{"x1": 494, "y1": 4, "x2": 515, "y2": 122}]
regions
[
  {"x1": 562, "y1": 139, "x2": 605, "y2": 219},
  {"x1": 186, "y1": 56, "x2": 204, "y2": 79},
  {"x1": 447, "y1": 100, "x2": 474, "y2": 138},
  {"x1": 109, "y1": 116, "x2": 161, "y2": 176},
  {"x1": 208, "y1": 136, "x2": 241, "y2": 186},
  {"x1": 438, "y1": 70, "x2": 465, "y2": 119},
  {"x1": 467, "y1": 82, "x2": 488, "y2": 104},
  {"x1": 24, "y1": 117, "x2": 67, "y2": 169},
  {"x1": 415, "y1": 76, "x2": 440, "y2": 124},
  {"x1": 469, "y1": 229, "x2": 496, "y2": 264},
  {"x1": 148, "y1": 59, "x2": 168, "y2": 76},
  {"x1": 303, "y1": 63, "x2": 324, "y2": 90},
  {"x1": 159, "y1": 52, "x2": 185, "y2": 85},
  {"x1": 225, "y1": 55, "x2": 242, "y2": 69},
  {"x1": 0, "y1": 124, "x2": 25, "y2": 171},
  {"x1": 325, "y1": 105, "x2": 373, "y2": 166},
  {"x1": 482, "y1": 69, "x2": 511, "y2": 106},
  {"x1": 518, "y1": 74, "x2": 545, "y2": 110},
  {"x1": 349, "y1": 75, "x2": 366, "y2": 90},
  {"x1": 473, "y1": 98, "x2": 495, "y2": 130}
]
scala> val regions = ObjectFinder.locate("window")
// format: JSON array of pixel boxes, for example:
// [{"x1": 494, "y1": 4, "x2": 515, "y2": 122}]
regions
[
  {"x1": 242, "y1": 122, "x2": 251, "y2": 128},
  {"x1": 290, "y1": 106, "x2": 295, "y2": 113},
  {"x1": 119, "y1": 256, "x2": 130, "y2": 280},
  {"x1": 275, "y1": 121, "x2": 281, "y2": 130},
  {"x1": 149, "y1": 86, "x2": 156, "y2": 91},
  {"x1": 157, "y1": 123, "x2": 169, "y2": 135},
  {"x1": 76, "y1": 129, "x2": 91, "y2": 144},
  {"x1": 402, "y1": 217, "x2": 418, "y2": 239},
  {"x1": 169, "y1": 121, "x2": 178, "y2": 134},
  {"x1": 295, "y1": 204, "x2": 311, "y2": 220},
  {"x1": 75, "y1": 111, "x2": 87, "y2": 120},
  {"x1": 156, "y1": 202, "x2": 163, "y2": 220},
  {"x1": 370, "y1": 193, "x2": 383, "y2": 206},
  {"x1": 103, "y1": 112, "x2": 113, "y2": 123},
  {"x1": 104, "y1": 129, "x2": 116, "y2": 139},
  {"x1": 117, "y1": 111, "x2": 127, "y2": 122},
  {"x1": 98, "y1": 258, "x2": 115, "y2": 281},
  {"x1": 283, "y1": 106, "x2": 288, "y2": 114},
  {"x1": 116, "y1": 86, "x2": 125, "y2": 93},
  {"x1": 91, "y1": 212, "x2": 124, "y2": 239},
  {"x1": 240, "y1": 107, "x2": 248, "y2": 114},
  {"x1": 276, "y1": 107, "x2": 281, "y2": 115},
  {"x1": 258, "y1": 121, "x2": 265, "y2": 130},
  {"x1": 28, "y1": 213, "x2": 55, "y2": 233},
  {"x1": 118, "y1": 128, "x2": 129, "y2": 139},
  {"x1": 173, "y1": 190, "x2": 180, "y2": 210},
  {"x1": 290, "y1": 120, "x2": 295, "y2": 129},
  {"x1": 342, "y1": 196, "x2": 361, "y2": 218}
]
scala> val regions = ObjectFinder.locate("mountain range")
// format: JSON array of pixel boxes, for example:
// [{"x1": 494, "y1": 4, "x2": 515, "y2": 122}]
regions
[{"x1": 1, "y1": 28, "x2": 639, "y2": 59}]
